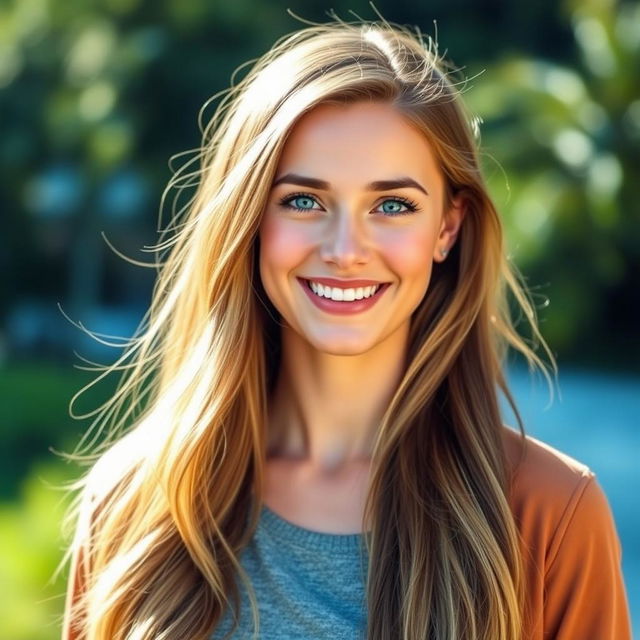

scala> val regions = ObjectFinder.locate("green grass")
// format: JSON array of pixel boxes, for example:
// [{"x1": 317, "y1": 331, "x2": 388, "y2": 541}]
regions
[
  {"x1": 0, "y1": 361, "x2": 122, "y2": 639},
  {"x1": 0, "y1": 460, "x2": 78, "y2": 640},
  {"x1": 0, "y1": 361, "x2": 118, "y2": 500}
]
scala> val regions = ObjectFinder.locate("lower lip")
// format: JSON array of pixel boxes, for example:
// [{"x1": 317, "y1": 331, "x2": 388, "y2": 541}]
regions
[{"x1": 298, "y1": 278, "x2": 390, "y2": 315}]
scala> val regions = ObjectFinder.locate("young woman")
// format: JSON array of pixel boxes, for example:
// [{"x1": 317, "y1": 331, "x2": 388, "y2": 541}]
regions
[{"x1": 61, "y1": 17, "x2": 632, "y2": 640}]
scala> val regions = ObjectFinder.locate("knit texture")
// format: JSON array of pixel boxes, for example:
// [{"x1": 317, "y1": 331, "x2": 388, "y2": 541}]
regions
[{"x1": 210, "y1": 504, "x2": 369, "y2": 639}]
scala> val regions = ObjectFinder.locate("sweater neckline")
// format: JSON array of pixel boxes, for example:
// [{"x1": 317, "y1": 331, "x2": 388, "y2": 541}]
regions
[{"x1": 259, "y1": 503, "x2": 369, "y2": 553}]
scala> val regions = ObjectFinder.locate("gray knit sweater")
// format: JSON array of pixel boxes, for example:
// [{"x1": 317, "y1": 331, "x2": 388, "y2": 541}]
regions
[{"x1": 210, "y1": 504, "x2": 369, "y2": 639}]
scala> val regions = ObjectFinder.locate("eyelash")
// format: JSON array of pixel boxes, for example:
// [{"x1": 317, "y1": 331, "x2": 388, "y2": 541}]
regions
[{"x1": 277, "y1": 192, "x2": 420, "y2": 216}]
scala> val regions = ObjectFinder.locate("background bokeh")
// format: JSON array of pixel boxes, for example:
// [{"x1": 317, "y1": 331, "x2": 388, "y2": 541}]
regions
[{"x1": 1, "y1": 0, "x2": 638, "y2": 638}]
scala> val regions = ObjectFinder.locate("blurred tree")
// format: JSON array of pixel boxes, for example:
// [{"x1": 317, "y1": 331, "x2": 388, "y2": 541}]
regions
[{"x1": 466, "y1": 0, "x2": 640, "y2": 368}]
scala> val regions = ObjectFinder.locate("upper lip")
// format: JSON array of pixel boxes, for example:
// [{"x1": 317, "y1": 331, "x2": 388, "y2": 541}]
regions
[{"x1": 300, "y1": 276, "x2": 387, "y2": 288}]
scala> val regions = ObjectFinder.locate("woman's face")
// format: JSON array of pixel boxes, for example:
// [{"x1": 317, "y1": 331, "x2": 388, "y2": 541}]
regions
[{"x1": 259, "y1": 100, "x2": 465, "y2": 355}]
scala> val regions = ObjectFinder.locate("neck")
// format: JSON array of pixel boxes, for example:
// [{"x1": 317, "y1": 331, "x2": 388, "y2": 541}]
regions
[{"x1": 267, "y1": 322, "x2": 409, "y2": 473}]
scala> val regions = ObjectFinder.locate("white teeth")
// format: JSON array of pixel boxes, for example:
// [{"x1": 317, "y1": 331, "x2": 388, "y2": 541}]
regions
[
  {"x1": 307, "y1": 280, "x2": 381, "y2": 301},
  {"x1": 343, "y1": 288, "x2": 355, "y2": 301}
]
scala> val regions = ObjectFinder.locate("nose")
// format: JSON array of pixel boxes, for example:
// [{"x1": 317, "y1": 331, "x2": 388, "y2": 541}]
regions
[{"x1": 319, "y1": 210, "x2": 371, "y2": 269}]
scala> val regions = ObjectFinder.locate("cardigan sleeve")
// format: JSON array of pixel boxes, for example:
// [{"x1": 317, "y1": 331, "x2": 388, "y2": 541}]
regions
[{"x1": 542, "y1": 474, "x2": 632, "y2": 639}]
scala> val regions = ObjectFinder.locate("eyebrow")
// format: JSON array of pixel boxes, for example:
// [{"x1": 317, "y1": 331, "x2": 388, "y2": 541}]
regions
[{"x1": 272, "y1": 173, "x2": 429, "y2": 196}]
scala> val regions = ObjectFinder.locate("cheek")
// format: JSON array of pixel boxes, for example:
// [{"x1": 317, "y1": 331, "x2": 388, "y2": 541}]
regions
[
  {"x1": 259, "y1": 214, "x2": 312, "y2": 280},
  {"x1": 377, "y1": 225, "x2": 436, "y2": 284}
]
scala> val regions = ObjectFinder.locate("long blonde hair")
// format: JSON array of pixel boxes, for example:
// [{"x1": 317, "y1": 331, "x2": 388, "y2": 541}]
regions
[{"x1": 60, "y1": 16, "x2": 555, "y2": 640}]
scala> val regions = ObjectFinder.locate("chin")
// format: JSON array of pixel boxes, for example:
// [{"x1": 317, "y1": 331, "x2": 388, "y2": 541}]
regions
[{"x1": 306, "y1": 333, "x2": 380, "y2": 356}]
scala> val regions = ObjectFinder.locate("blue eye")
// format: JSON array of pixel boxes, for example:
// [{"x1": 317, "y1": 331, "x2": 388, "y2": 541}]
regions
[
  {"x1": 279, "y1": 193, "x2": 322, "y2": 212},
  {"x1": 377, "y1": 198, "x2": 418, "y2": 216}
]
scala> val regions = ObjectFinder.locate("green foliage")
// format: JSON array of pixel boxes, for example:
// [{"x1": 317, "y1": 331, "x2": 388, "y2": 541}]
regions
[{"x1": 465, "y1": 0, "x2": 640, "y2": 367}]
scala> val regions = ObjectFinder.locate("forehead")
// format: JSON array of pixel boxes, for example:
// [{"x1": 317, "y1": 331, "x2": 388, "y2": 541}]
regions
[{"x1": 275, "y1": 101, "x2": 442, "y2": 188}]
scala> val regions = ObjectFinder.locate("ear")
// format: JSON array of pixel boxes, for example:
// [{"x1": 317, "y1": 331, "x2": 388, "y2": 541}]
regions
[{"x1": 433, "y1": 193, "x2": 467, "y2": 262}]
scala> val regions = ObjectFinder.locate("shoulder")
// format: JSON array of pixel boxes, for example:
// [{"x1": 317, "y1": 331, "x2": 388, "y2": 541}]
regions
[
  {"x1": 501, "y1": 424, "x2": 595, "y2": 509},
  {"x1": 499, "y1": 428, "x2": 631, "y2": 638},
  {"x1": 500, "y1": 424, "x2": 621, "y2": 571}
]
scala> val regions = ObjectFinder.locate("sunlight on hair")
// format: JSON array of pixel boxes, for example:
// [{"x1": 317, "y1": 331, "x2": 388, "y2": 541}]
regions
[
  {"x1": 92, "y1": 531, "x2": 159, "y2": 606},
  {"x1": 240, "y1": 52, "x2": 301, "y2": 116},
  {"x1": 363, "y1": 26, "x2": 396, "y2": 62}
]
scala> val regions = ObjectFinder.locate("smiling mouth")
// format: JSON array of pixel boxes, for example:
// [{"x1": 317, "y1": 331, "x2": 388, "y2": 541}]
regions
[{"x1": 303, "y1": 278, "x2": 389, "y2": 301}]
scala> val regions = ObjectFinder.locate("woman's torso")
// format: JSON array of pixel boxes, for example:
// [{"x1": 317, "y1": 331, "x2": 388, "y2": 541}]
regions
[{"x1": 209, "y1": 427, "x2": 632, "y2": 639}]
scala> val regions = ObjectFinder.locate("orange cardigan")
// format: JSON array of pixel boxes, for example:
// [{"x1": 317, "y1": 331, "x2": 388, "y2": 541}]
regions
[{"x1": 502, "y1": 426, "x2": 632, "y2": 639}]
